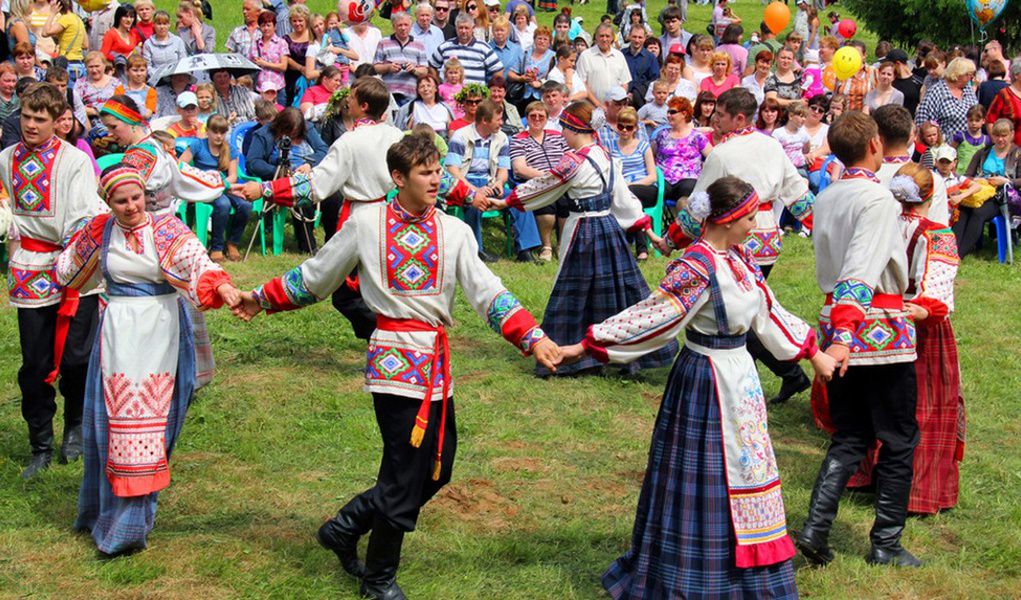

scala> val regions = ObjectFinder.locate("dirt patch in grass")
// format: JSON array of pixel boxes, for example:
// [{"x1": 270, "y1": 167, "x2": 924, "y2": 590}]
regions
[
  {"x1": 432, "y1": 479, "x2": 520, "y2": 531},
  {"x1": 491, "y1": 456, "x2": 548, "y2": 473}
]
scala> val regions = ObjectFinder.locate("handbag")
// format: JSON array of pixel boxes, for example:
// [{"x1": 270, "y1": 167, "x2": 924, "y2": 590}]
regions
[{"x1": 959, "y1": 180, "x2": 997, "y2": 208}]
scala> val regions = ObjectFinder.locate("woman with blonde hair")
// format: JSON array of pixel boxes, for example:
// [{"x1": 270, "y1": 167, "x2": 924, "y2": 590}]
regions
[
  {"x1": 283, "y1": 3, "x2": 314, "y2": 105},
  {"x1": 915, "y1": 57, "x2": 979, "y2": 140},
  {"x1": 700, "y1": 50, "x2": 739, "y2": 96},
  {"x1": 6, "y1": 0, "x2": 36, "y2": 54},
  {"x1": 176, "y1": 0, "x2": 215, "y2": 55}
]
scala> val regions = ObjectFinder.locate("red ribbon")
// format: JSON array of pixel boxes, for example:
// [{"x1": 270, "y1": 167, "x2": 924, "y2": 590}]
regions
[{"x1": 21, "y1": 237, "x2": 78, "y2": 384}]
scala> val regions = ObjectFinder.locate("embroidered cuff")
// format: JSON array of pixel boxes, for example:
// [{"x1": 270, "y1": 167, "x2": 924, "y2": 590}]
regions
[
  {"x1": 830, "y1": 328, "x2": 854, "y2": 347},
  {"x1": 794, "y1": 328, "x2": 819, "y2": 361},
  {"x1": 518, "y1": 327, "x2": 546, "y2": 355}
]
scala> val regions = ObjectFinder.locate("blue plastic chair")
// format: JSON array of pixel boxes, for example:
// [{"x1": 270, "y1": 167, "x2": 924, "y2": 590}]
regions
[
  {"x1": 816, "y1": 155, "x2": 839, "y2": 192},
  {"x1": 991, "y1": 201, "x2": 1015, "y2": 264}
]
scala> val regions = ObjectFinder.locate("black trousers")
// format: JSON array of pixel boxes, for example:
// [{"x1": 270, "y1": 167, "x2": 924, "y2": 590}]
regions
[
  {"x1": 17, "y1": 295, "x2": 99, "y2": 432},
  {"x1": 627, "y1": 183, "x2": 661, "y2": 253},
  {"x1": 826, "y1": 362, "x2": 919, "y2": 478},
  {"x1": 952, "y1": 201, "x2": 1000, "y2": 258},
  {"x1": 320, "y1": 193, "x2": 343, "y2": 242},
  {"x1": 745, "y1": 263, "x2": 807, "y2": 383},
  {"x1": 344, "y1": 393, "x2": 458, "y2": 532},
  {"x1": 331, "y1": 278, "x2": 378, "y2": 340}
]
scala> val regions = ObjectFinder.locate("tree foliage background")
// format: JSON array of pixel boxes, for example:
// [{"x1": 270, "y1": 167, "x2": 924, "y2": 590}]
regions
[{"x1": 841, "y1": 0, "x2": 1020, "y2": 52}]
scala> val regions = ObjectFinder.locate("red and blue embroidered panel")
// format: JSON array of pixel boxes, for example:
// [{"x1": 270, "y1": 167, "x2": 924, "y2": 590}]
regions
[
  {"x1": 384, "y1": 211, "x2": 442, "y2": 295},
  {"x1": 11, "y1": 139, "x2": 60, "y2": 217}
]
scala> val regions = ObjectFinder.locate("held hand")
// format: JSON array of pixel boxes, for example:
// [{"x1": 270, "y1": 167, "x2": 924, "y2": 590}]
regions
[
  {"x1": 232, "y1": 291, "x2": 264, "y2": 322},
  {"x1": 905, "y1": 302, "x2": 929, "y2": 322},
  {"x1": 470, "y1": 188, "x2": 490, "y2": 209},
  {"x1": 532, "y1": 337, "x2": 561, "y2": 373},
  {"x1": 810, "y1": 350, "x2": 838, "y2": 383},
  {"x1": 231, "y1": 181, "x2": 264, "y2": 201},
  {"x1": 487, "y1": 198, "x2": 508, "y2": 210},
  {"x1": 652, "y1": 237, "x2": 673, "y2": 256},
  {"x1": 989, "y1": 176, "x2": 1009, "y2": 187},
  {"x1": 217, "y1": 283, "x2": 242, "y2": 309},
  {"x1": 824, "y1": 343, "x2": 851, "y2": 378},
  {"x1": 558, "y1": 342, "x2": 588, "y2": 365},
  {"x1": 646, "y1": 230, "x2": 664, "y2": 247}
]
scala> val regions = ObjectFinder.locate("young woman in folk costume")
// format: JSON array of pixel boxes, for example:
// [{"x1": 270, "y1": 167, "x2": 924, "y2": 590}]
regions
[
  {"x1": 487, "y1": 100, "x2": 677, "y2": 376},
  {"x1": 99, "y1": 94, "x2": 234, "y2": 389},
  {"x1": 559, "y1": 177, "x2": 836, "y2": 599},
  {"x1": 56, "y1": 165, "x2": 242, "y2": 556},
  {"x1": 843, "y1": 165, "x2": 964, "y2": 514}
]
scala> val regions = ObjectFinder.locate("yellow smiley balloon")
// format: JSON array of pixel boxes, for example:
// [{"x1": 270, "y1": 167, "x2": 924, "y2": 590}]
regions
[{"x1": 832, "y1": 46, "x2": 863, "y2": 81}]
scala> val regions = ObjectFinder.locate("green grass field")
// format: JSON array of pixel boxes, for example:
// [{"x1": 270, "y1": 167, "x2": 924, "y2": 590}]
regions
[{"x1": 2, "y1": 1, "x2": 1019, "y2": 599}]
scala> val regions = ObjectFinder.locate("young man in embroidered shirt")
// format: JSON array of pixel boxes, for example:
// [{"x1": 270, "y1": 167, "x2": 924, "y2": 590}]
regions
[
  {"x1": 234, "y1": 133, "x2": 560, "y2": 599},
  {"x1": 873, "y1": 104, "x2": 950, "y2": 225},
  {"x1": 2, "y1": 84, "x2": 106, "y2": 478},
  {"x1": 797, "y1": 111, "x2": 921, "y2": 568}
]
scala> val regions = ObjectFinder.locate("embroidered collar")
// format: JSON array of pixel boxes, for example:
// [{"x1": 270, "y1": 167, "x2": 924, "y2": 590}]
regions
[
  {"x1": 353, "y1": 118, "x2": 378, "y2": 129},
  {"x1": 883, "y1": 155, "x2": 911, "y2": 164},
  {"x1": 390, "y1": 198, "x2": 436, "y2": 223},
  {"x1": 721, "y1": 126, "x2": 757, "y2": 144},
  {"x1": 115, "y1": 212, "x2": 152, "y2": 233},
  {"x1": 841, "y1": 167, "x2": 880, "y2": 183},
  {"x1": 21, "y1": 135, "x2": 60, "y2": 154}
]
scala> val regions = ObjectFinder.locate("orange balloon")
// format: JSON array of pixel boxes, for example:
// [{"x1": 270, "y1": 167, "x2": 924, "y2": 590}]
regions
[{"x1": 763, "y1": 2, "x2": 791, "y2": 34}]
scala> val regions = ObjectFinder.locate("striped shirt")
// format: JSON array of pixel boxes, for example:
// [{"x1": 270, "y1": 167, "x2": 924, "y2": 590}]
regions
[
  {"x1": 429, "y1": 39, "x2": 502, "y2": 84},
  {"x1": 446, "y1": 125, "x2": 510, "y2": 179},
  {"x1": 374, "y1": 35, "x2": 429, "y2": 101},
  {"x1": 509, "y1": 130, "x2": 569, "y2": 173},
  {"x1": 608, "y1": 138, "x2": 652, "y2": 183}
]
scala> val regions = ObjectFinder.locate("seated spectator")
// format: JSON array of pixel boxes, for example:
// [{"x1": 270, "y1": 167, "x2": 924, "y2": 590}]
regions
[
  {"x1": 195, "y1": 83, "x2": 217, "y2": 122},
  {"x1": 607, "y1": 106, "x2": 658, "y2": 260},
  {"x1": 804, "y1": 94, "x2": 832, "y2": 192},
  {"x1": 210, "y1": 68, "x2": 256, "y2": 126},
  {"x1": 756, "y1": 96, "x2": 784, "y2": 135},
  {"x1": 177, "y1": 0, "x2": 215, "y2": 55},
  {"x1": 509, "y1": 100, "x2": 568, "y2": 262},
  {"x1": 448, "y1": 82, "x2": 488, "y2": 133},
  {"x1": 142, "y1": 10, "x2": 188, "y2": 86},
  {"x1": 957, "y1": 118, "x2": 1021, "y2": 257},
  {"x1": 0, "y1": 64, "x2": 18, "y2": 120},
  {"x1": 445, "y1": 98, "x2": 541, "y2": 262},
  {"x1": 246, "y1": 107, "x2": 329, "y2": 253},
  {"x1": 100, "y1": 3, "x2": 141, "y2": 63},
  {"x1": 652, "y1": 96, "x2": 712, "y2": 203},
  {"x1": 699, "y1": 50, "x2": 740, "y2": 96},
  {"x1": 114, "y1": 55, "x2": 158, "y2": 119},
  {"x1": 717, "y1": 23, "x2": 746, "y2": 78},
  {"x1": 645, "y1": 54, "x2": 696, "y2": 104},
  {"x1": 488, "y1": 75, "x2": 522, "y2": 135},
  {"x1": 258, "y1": 79, "x2": 286, "y2": 112},
  {"x1": 598, "y1": 85, "x2": 648, "y2": 147},
  {"x1": 693, "y1": 90, "x2": 717, "y2": 129},
  {"x1": 155, "y1": 72, "x2": 195, "y2": 118},
  {"x1": 300, "y1": 65, "x2": 343, "y2": 122},
  {"x1": 540, "y1": 80, "x2": 567, "y2": 132},
  {"x1": 395, "y1": 71, "x2": 454, "y2": 136},
  {"x1": 179, "y1": 115, "x2": 251, "y2": 262},
  {"x1": 167, "y1": 91, "x2": 207, "y2": 138},
  {"x1": 687, "y1": 34, "x2": 715, "y2": 85}
]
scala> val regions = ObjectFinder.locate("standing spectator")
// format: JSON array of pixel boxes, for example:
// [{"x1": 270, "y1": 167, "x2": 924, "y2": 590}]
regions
[
  {"x1": 950, "y1": 105, "x2": 990, "y2": 176},
  {"x1": 510, "y1": 25, "x2": 553, "y2": 105},
  {"x1": 548, "y1": 45, "x2": 586, "y2": 102},
  {"x1": 411, "y1": 3, "x2": 445, "y2": 59},
  {"x1": 142, "y1": 11, "x2": 187, "y2": 86},
  {"x1": 489, "y1": 16, "x2": 523, "y2": 81},
  {"x1": 373, "y1": 12, "x2": 429, "y2": 106},
  {"x1": 623, "y1": 25, "x2": 660, "y2": 109},
  {"x1": 835, "y1": 40, "x2": 873, "y2": 112},
  {"x1": 978, "y1": 59, "x2": 1009, "y2": 109},
  {"x1": 43, "y1": 0, "x2": 87, "y2": 84},
  {"x1": 176, "y1": 0, "x2": 215, "y2": 55},
  {"x1": 888, "y1": 48, "x2": 923, "y2": 115},
  {"x1": 658, "y1": 5, "x2": 690, "y2": 53},
  {"x1": 817, "y1": 35, "x2": 839, "y2": 91},
  {"x1": 710, "y1": 0, "x2": 740, "y2": 41},
  {"x1": 100, "y1": 4, "x2": 141, "y2": 63},
  {"x1": 509, "y1": 101, "x2": 567, "y2": 262},
  {"x1": 864, "y1": 61, "x2": 905, "y2": 114},
  {"x1": 986, "y1": 58, "x2": 1021, "y2": 146},
  {"x1": 803, "y1": 94, "x2": 831, "y2": 192},
  {"x1": 764, "y1": 47, "x2": 803, "y2": 108},
  {"x1": 430, "y1": 13, "x2": 502, "y2": 84},
  {"x1": 646, "y1": 54, "x2": 696, "y2": 104},
  {"x1": 746, "y1": 22, "x2": 782, "y2": 73},
  {"x1": 75, "y1": 51, "x2": 121, "y2": 126},
  {"x1": 282, "y1": 5, "x2": 314, "y2": 105},
  {"x1": 132, "y1": 0, "x2": 156, "y2": 40},
  {"x1": 464, "y1": 0, "x2": 490, "y2": 42},
  {"x1": 28, "y1": 0, "x2": 57, "y2": 61},
  {"x1": 432, "y1": 0, "x2": 456, "y2": 40},
  {"x1": 13, "y1": 42, "x2": 44, "y2": 81},
  {"x1": 7, "y1": 0, "x2": 37, "y2": 55},
  {"x1": 510, "y1": 5, "x2": 535, "y2": 51},
  {"x1": 915, "y1": 57, "x2": 978, "y2": 141},
  {"x1": 772, "y1": 100, "x2": 811, "y2": 178},
  {"x1": 439, "y1": 58, "x2": 466, "y2": 113},
  {"x1": 686, "y1": 35, "x2": 715, "y2": 85},
  {"x1": 249, "y1": 11, "x2": 289, "y2": 105},
  {"x1": 717, "y1": 24, "x2": 747, "y2": 78},
  {"x1": 211, "y1": 68, "x2": 256, "y2": 125},
  {"x1": 577, "y1": 23, "x2": 631, "y2": 109},
  {"x1": 637, "y1": 80, "x2": 669, "y2": 134},
  {"x1": 981, "y1": 40, "x2": 1011, "y2": 75},
  {"x1": 226, "y1": 0, "x2": 263, "y2": 58},
  {"x1": 347, "y1": 20, "x2": 383, "y2": 69},
  {"x1": 742, "y1": 50, "x2": 773, "y2": 107},
  {"x1": 700, "y1": 51, "x2": 739, "y2": 97}
]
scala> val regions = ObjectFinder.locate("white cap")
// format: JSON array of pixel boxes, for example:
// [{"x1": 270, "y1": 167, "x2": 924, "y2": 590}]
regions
[
  {"x1": 604, "y1": 85, "x2": 627, "y2": 103},
  {"x1": 932, "y1": 145, "x2": 957, "y2": 163},
  {"x1": 483, "y1": 0, "x2": 500, "y2": 6},
  {"x1": 176, "y1": 91, "x2": 198, "y2": 108}
]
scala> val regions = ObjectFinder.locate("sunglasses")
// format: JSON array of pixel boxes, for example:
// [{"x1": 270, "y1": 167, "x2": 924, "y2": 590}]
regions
[
  {"x1": 463, "y1": 98, "x2": 482, "y2": 105},
  {"x1": 435, "y1": 6, "x2": 449, "y2": 10},
  {"x1": 527, "y1": 113, "x2": 546, "y2": 119},
  {"x1": 667, "y1": 109, "x2": 681, "y2": 115},
  {"x1": 618, "y1": 124, "x2": 636, "y2": 131},
  {"x1": 809, "y1": 105, "x2": 826, "y2": 113},
  {"x1": 467, "y1": 4, "x2": 478, "y2": 10}
]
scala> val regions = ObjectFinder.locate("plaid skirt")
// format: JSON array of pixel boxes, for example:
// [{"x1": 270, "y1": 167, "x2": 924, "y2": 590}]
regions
[
  {"x1": 537, "y1": 214, "x2": 678, "y2": 376},
  {"x1": 602, "y1": 346, "x2": 798, "y2": 599},
  {"x1": 846, "y1": 319, "x2": 964, "y2": 513},
  {"x1": 74, "y1": 298, "x2": 196, "y2": 555}
]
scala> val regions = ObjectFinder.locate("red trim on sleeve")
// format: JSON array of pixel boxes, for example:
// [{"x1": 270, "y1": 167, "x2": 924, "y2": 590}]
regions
[
  {"x1": 445, "y1": 179, "x2": 472, "y2": 207},
  {"x1": 261, "y1": 277, "x2": 301, "y2": 311},
  {"x1": 627, "y1": 213, "x2": 652, "y2": 234},
  {"x1": 582, "y1": 326, "x2": 611, "y2": 364},
  {"x1": 196, "y1": 270, "x2": 232, "y2": 309},
  {"x1": 665, "y1": 222, "x2": 693, "y2": 250},
  {"x1": 799, "y1": 213, "x2": 813, "y2": 230},
  {"x1": 500, "y1": 308, "x2": 539, "y2": 348},
  {"x1": 505, "y1": 190, "x2": 525, "y2": 211},
  {"x1": 269, "y1": 178, "x2": 296, "y2": 207},
  {"x1": 910, "y1": 296, "x2": 949, "y2": 321},
  {"x1": 829, "y1": 304, "x2": 865, "y2": 335},
  {"x1": 794, "y1": 329, "x2": 819, "y2": 361}
]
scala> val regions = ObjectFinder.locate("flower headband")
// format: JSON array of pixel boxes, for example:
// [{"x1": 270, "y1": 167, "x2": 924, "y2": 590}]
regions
[
  {"x1": 100, "y1": 99, "x2": 144, "y2": 127},
  {"x1": 100, "y1": 166, "x2": 146, "y2": 201},
  {"x1": 889, "y1": 174, "x2": 932, "y2": 204}
]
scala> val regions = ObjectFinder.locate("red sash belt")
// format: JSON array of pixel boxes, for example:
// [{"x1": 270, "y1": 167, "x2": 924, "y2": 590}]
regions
[
  {"x1": 22, "y1": 237, "x2": 78, "y2": 384},
  {"x1": 824, "y1": 292, "x2": 904, "y2": 310},
  {"x1": 375, "y1": 315, "x2": 450, "y2": 481},
  {"x1": 758, "y1": 201, "x2": 773, "y2": 212},
  {"x1": 341, "y1": 196, "x2": 387, "y2": 292}
]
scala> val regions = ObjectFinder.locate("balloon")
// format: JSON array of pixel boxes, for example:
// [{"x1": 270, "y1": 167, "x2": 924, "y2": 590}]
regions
[
  {"x1": 763, "y1": 2, "x2": 791, "y2": 34},
  {"x1": 832, "y1": 46, "x2": 863, "y2": 81},
  {"x1": 76, "y1": 0, "x2": 112, "y2": 12},
  {"x1": 966, "y1": 0, "x2": 1008, "y2": 31},
  {"x1": 337, "y1": 0, "x2": 375, "y2": 25},
  {"x1": 837, "y1": 18, "x2": 857, "y2": 38}
]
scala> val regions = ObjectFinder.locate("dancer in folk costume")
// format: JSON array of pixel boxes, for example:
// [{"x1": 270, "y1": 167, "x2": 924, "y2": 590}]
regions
[
  {"x1": 658, "y1": 88, "x2": 816, "y2": 405},
  {"x1": 560, "y1": 177, "x2": 836, "y2": 599},
  {"x1": 233, "y1": 77, "x2": 477, "y2": 340},
  {"x1": 487, "y1": 100, "x2": 677, "y2": 376},
  {"x1": 844, "y1": 165, "x2": 964, "y2": 514},
  {"x1": 873, "y1": 105, "x2": 951, "y2": 226},
  {"x1": 797, "y1": 112, "x2": 923, "y2": 568},
  {"x1": 3, "y1": 84, "x2": 107, "y2": 478},
  {"x1": 57, "y1": 166, "x2": 242, "y2": 556},
  {"x1": 233, "y1": 134, "x2": 559, "y2": 600},
  {"x1": 99, "y1": 95, "x2": 232, "y2": 389}
]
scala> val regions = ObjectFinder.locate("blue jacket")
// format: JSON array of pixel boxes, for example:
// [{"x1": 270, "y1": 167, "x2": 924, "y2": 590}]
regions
[
  {"x1": 246, "y1": 120, "x2": 328, "y2": 180},
  {"x1": 623, "y1": 46, "x2": 660, "y2": 103}
]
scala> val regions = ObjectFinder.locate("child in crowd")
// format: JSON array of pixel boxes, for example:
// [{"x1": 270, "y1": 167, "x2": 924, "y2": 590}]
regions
[
  {"x1": 439, "y1": 58, "x2": 465, "y2": 116},
  {"x1": 773, "y1": 100, "x2": 811, "y2": 178},
  {"x1": 756, "y1": 97, "x2": 784, "y2": 134},
  {"x1": 114, "y1": 55, "x2": 157, "y2": 118},
  {"x1": 323, "y1": 12, "x2": 358, "y2": 85},
  {"x1": 637, "y1": 79, "x2": 669, "y2": 136},
  {"x1": 693, "y1": 90, "x2": 717, "y2": 128},
  {"x1": 950, "y1": 105, "x2": 990, "y2": 176},
  {"x1": 914, "y1": 120, "x2": 944, "y2": 169},
  {"x1": 258, "y1": 80, "x2": 285, "y2": 112},
  {"x1": 195, "y1": 83, "x2": 217, "y2": 123},
  {"x1": 167, "y1": 91, "x2": 207, "y2": 139},
  {"x1": 933, "y1": 146, "x2": 982, "y2": 225}
]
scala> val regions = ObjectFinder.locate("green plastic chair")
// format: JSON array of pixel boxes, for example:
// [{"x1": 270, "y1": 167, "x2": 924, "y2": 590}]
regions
[
  {"x1": 175, "y1": 201, "x2": 215, "y2": 247},
  {"x1": 95, "y1": 152, "x2": 124, "y2": 171},
  {"x1": 644, "y1": 168, "x2": 667, "y2": 257}
]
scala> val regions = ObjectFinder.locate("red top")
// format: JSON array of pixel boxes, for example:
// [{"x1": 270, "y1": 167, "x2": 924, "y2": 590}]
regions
[{"x1": 100, "y1": 28, "x2": 141, "y2": 62}]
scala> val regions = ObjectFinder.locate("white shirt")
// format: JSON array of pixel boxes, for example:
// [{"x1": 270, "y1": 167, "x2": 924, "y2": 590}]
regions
[{"x1": 575, "y1": 46, "x2": 632, "y2": 105}]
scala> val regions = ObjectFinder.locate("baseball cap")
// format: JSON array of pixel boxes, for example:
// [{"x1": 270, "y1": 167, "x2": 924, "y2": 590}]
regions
[
  {"x1": 886, "y1": 49, "x2": 910, "y2": 64},
  {"x1": 176, "y1": 91, "x2": 198, "y2": 108},
  {"x1": 483, "y1": 0, "x2": 499, "y2": 6},
  {"x1": 932, "y1": 145, "x2": 957, "y2": 163},
  {"x1": 669, "y1": 43, "x2": 686, "y2": 55},
  {"x1": 258, "y1": 79, "x2": 283, "y2": 93},
  {"x1": 604, "y1": 85, "x2": 627, "y2": 103}
]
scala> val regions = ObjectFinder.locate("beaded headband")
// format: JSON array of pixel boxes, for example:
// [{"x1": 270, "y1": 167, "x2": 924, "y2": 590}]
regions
[
  {"x1": 710, "y1": 188, "x2": 759, "y2": 224},
  {"x1": 559, "y1": 111, "x2": 594, "y2": 134},
  {"x1": 100, "y1": 166, "x2": 146, "y2": 201},
  {"x1": 100, "y1": 99, "x2": 144, "y2": 126}
]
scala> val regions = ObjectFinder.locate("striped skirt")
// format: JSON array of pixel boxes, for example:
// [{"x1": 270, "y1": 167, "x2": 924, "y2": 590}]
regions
[
  {"x1": 537, "y1": 214, "x2": 677, "y2": 376},
  {"x1": 602, "y1": 346, "x2": 798, "y2": 599}
]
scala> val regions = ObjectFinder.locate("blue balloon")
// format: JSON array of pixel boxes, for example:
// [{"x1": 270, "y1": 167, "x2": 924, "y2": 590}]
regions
[{"x1": 966, "y1": 0, "x2": 1008, "y2": 31}]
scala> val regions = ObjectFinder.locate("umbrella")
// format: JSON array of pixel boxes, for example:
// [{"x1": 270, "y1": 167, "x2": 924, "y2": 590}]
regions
[{"x1": 152, "y1": 53, "x2": 260, "y2": 86}]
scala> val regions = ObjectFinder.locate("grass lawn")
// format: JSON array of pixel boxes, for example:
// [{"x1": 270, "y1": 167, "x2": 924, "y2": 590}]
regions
[{"x1": 1, "y1": 2, "x2": 1018, "y2": 599}]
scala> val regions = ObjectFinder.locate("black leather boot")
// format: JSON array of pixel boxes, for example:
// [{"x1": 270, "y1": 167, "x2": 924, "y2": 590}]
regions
[
  {"x1": 866, "y1": 475, "x2": 922, "y2": 567},
  {"x1": 769, "y1": 371, "x2": 811, "y2": 405},
  {"x1": 317, "y1": 495, "x2": 376, "y2": 578},
  {"x1": 21, "y1": 422, "x2": 54, "y2": 479},
  {"x1": 796, "y1": 456, "x2": 853, "y2": 566},
  {"x1": 359, "y1": 518, "x2": 407, "y2": 600},
  {"x1": 60, "y1": 424, "x2": 83, "y2": 464}
]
